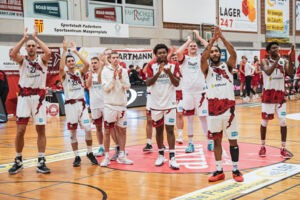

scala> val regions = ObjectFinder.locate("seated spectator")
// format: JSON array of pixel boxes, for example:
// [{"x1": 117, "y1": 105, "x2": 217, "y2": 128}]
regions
[{"x1": 129, "y1": 65, "x2": 143, "y2": 85}]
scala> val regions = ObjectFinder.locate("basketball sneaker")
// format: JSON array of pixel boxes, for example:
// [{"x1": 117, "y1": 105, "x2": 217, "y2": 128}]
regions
[
  {"x1": 87, "y1": 152, "x2": 98, "y2": 165},
  {"x1": 176, "y1": 135, "x2": 184, "y2": 144},
  {"x1": 110, "y1": 151, "x2": 119, "y2": 161},
  {"x1": 232, "y1": 170, "x2": 244, "y2": 182},
  {"x1": 73, "y1": 156, "x2": 81, "y2": 167},
  {"x1": 208, "y1": 171, "x2": 225, "y2": 182},
  {"x1": 100, "y1": 157, "x2": 111, "y2": 167},
  {"x1": 207, "y1": 140, "x2": 214, "y2": 151},
  {"x1": 117, "y1": 156, "x2": 133, "y2": 165},
  {"x1": 96, "y1": 147, "x2": 104, "y2": 157},
  {"x1": 185, "y1": 143, "x2": 195, "y2": 153},
  {"x1": 155, "y1": 155, "x2": 165, "y2": 166},
  {"x1": 169, "y1": 157, "x2": 180, "y2": 170},
  {"x1": 143, "y1": 143, "x2": 153, "y2": 153},
  {"x1": 280, "y1": 148, "x2": 292, "y2": 158},
  {"x1": 259, "y1": 146, "x2": 266, "y2": 157},
  {"x1": 8, "y1": 156, "x2": 23, "y2": 175},
  {"x1": 36, "y1": 157, "x2": 51, "y2": 174}
]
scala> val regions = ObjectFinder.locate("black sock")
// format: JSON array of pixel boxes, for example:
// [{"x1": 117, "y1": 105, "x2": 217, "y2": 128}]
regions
[
  {"x1": 159, "y1": 150, "x2": 164, "y2": 156},
  {"x1": 116, "y1": 146, "x2": 120, "y2": 152},
  {"x1": 169, "y1": 152, "x2": 175, "y2": 159},
  {"x1": 230, "y1": 146, "x2": 239, "y2": 162}
]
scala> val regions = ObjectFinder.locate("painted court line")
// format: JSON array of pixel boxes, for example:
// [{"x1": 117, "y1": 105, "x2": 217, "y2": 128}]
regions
[{"x1": 172, "y1": 163, "x2": 300, "y2": 200}]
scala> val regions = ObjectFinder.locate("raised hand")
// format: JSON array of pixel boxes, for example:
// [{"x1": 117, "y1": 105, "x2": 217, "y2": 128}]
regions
[
  {"x1": 32, "y1": 25, "x2": 38, "y2": 39},
  {"x1": 23, "y1": 27, "x2": 29, "y2": 40},
  {"x1": 163, "y1": 65, "x2": 171, "y2": 75},
  {"x1": 288, "y1": 44, "x2": 295, "y2": 57},
  {"x1": 118, "y1": 68, "x2": 123, "y2": 79},
  {"x1": 212, "y1": 26, "x2": 220, "y2": 41},
  {"x1": 70, "y1": 42, "x2": 77, "y2": 53},
  {"x1": 62, "y1": 40, "x2": 68, "y2": 51},
  {"x1": 113, "y1": 68, "x2": 118, "y2": 79},
  {"x1": 187, "y1": 35, "x2": 192, "y2": 41},
  {"x1": 193, "y1": 30, "x2": 200, "y2": 37}
]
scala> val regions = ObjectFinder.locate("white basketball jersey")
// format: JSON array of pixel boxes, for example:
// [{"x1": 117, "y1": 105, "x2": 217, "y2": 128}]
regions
[
  {"x1": 206, "y1": 63, "x2": 235, "y2": 116},
  {"x1": 19, "y1": 56, "x2": 47, "y2": 89},
  {"x1": 89, "y1": 73, "x2": 104, "y2": 109},
  {"x1": 262, "y1": 58, "x2": 285, "y2": 104},
  {"x1": 63, "y1": 71, "x2": 85, "y2": 101},
  {"x1": 147, "y1": 61, "x2": 180, "y2": 110},
  {"x1": 180, "y1": 55, "x2": 206, "y2": 94}
]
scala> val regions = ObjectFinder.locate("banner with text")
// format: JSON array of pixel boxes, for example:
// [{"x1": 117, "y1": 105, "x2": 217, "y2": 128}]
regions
[
  {"x1": 265, "y1": 0, "x2": 289, "y2": 42},
  {"x1": 0, "y1": 0, "x2": 23, "y2": 19},
  {"x1": 24, "y1": 17, "x2": 129, "y2": 38},
  {"x1": 125, "y1": 7, "x2": 154, "y2": 26},
  {"x1": 219, "y1": 0, "x2": 257, "y2": 32}
]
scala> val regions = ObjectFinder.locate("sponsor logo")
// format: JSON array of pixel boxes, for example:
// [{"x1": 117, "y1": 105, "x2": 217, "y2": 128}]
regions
[
  {"x1": 123, "y1": 121, "x2": 127, "y2": 126},
  {"x1": 231, "y1": 131, "x2": 238, "y2": 137},
  {"x1": 202, "y1": 110, "x2": 207, "y2": 114},
  {"x1": 34, "y1": 19, "x2": 44, "y2": 33},
  {"x1": 281, "y1": 112, "x2": 286, "y2": 116},
  {"x1": 83, "y1": 119, "x2": 89, "y2": 124},
  {"x1": 39, "y1": 118, "x2": 43, "y2": 123},
  {"x1": 169, "y1": 118, "x2": 175, "y2": 123}
]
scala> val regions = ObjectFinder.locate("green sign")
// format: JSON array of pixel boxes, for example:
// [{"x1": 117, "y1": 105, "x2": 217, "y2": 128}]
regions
[{"x1": 34, "y1": 2, "x2": 60, "y2": 18}]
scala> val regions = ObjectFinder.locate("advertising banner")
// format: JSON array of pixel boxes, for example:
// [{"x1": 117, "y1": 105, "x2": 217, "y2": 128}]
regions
[
  {"x1": 125, "y1": 7, "x2": 154, "y2": 26},
  {"x1": 88, "y1": 3, "x2": 122, "y2": 24},
  {"x1": 0, "y1": 0, "x2": 23, "y2": 19},
  {"x1": 219, "y1": 0, "x2": 257, "y2": 32},
  {"x1": 24, "y1": 0, "x2": 68, "y2": 19},
  {"x1": 24, "y1": 17, "x2": 129, "y2": 38},
  {"x1": 265, "y1": 0, "x2": 290, "y2": 42}
]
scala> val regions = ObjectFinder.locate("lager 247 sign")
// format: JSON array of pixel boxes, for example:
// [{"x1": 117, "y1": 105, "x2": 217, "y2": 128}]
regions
[
  {"x1": 34, "y1": 2, "x2": 61, "y2": 18},
  {"x1": 219, "y1": 0, "x2": 257, "y2": 32}
]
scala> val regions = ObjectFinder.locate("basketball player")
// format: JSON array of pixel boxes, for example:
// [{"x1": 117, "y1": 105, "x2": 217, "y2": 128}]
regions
[
  {"x1": 85, "y1": 55, "x2": 106, "y2": 156},
  {"x1": 259, "y1": 42, "x2": 294, "y2": 158},
  {"x1": 59, "y1": 40, "x2": 98, "y2": 167},
  {"x1": 176, "y1": 30, "x2": 214, "y2": 152},
  {"x1": 100, "y1": 51, "x2": 133, "y2": 166},
  {"x1": 252, "y1": 56, "x2": 260, "y2": 99},
  {"x1": 8, "y1": 27, "x2": 51, "y2": 174},
  {"x1": 239, "y1": 57, "x2": 246, "y2": 97},
  {"x1": 168, "y1": 47, "x2": 184, "y2": 144},
  {"x1": 201, "y1": 27, "x2": 244, "y2": 182},
  {"x1": 146, "y1": 44, "x2": 181, "y2": 169}
]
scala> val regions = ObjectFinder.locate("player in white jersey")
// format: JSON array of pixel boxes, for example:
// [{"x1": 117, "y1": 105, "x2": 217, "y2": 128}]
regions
[
  {"x1": 259, "y1": 42, "x2": 294, "y2": 158},
  {"x1": 176, "y1": 30, "x2": 214, "y2": 152},
  {"x1": 201, "y1": 27, "x2": 243, "y2": 182},
  {"x1": 59, "y1": 40, "x2": 98, "y2": 167},
  {"x1": 168, "y1": 50, "x2": 184, "y2": 144},
  {"x1": 85, "y1": 56, "x2": 106, "y2": 157},
  {"x1": 146, "y1": 44, "x2": 181, "y2": 170},
  {"x1": 8, "y1": 27, "x2": 51, "y2": 174},
  {"x1": 100, "y1": 51, "x2": 133, "y2": 167}
]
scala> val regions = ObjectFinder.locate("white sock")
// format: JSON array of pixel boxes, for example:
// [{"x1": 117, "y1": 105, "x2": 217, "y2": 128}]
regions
[
  {"x1": 38, "y1": 152, "x2": 45, "y2": 158},
  {"x1": 188, "y1": 137, "x2": 193, "y2": 143},
  {"x1": 99, "y1": 144, "x2": 103, "y2": 148},
  {"x1": 177, "y1": 129, "x2": 183, "y2": 137},
  {"x1": 119, "y1": 151, "x2": 125, "y2": 157},
  {"x1": 216, "y1": 160, "x2": 222, "y2": 171},
  {"x1": 74, "y1": 150, "x2": 79, "y2": 156},
  {"x1": 16, "y1": 152, "x2": 22, "y2": 157},
  {"x1": 105, "y1": 152, "x2": 109, "y2": 158},
  {"x1": 147, "y1": 139, "x2": 151, "y2": 145},
  {"x1": 282, "y1": 142, "x2": 286, "y2": 148},
  {"x1": 232, "y1": 161, "x2": 239, "y2": 171},
  {"x1": 87, "y1": 146, "x2": 92, "y2": 153},
  {"x1": 261, "y1": 140, "x2": 265, "y2": 146}
]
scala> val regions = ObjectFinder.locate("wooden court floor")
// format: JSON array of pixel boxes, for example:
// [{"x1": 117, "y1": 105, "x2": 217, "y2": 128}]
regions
[{"x1": 0, "y1": 97, "x2": 299, "y2": 200}]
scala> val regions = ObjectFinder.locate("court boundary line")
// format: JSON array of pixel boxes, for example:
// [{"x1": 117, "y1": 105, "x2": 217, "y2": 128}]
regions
[{"x1": 264, "y1": 183, "x2": 300, "y2": 200}]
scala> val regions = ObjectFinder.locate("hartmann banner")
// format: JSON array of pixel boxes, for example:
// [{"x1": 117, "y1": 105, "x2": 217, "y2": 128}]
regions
[{"x1": 24, "y1": 17, "x2": 129, "y2": 37}]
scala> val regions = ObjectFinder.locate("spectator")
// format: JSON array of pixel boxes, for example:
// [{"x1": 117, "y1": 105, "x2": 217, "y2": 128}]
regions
[
  {"x1": 129, "y1": 65, "x2": 143, "y2": 85},
  {"x1": 128, "y1": 64, "x2": 134, "y2": 75},
  {"x1": 0, "y1": 70, "x2": 9, "y2": 120},
  {"x1": 139, "y1": 63, "x2": 148, "y2": 81},
  {"x1": 51, "y1": 80, "x2": 63, "y2": 91}
]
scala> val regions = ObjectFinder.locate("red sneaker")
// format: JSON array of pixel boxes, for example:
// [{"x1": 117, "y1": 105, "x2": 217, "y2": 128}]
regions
[
  {"x1": 232, "y1": 170, "x2": 244, "y2": 182},
  {"x1": 280, "y1": 148, "x2": 292, "y2": 158},
  {"x1": 208, "y1": 171, "x2": 225, "y2": 182},
  {"x1": 259, "y1": 146, "x2": 266, "y2": 157}
]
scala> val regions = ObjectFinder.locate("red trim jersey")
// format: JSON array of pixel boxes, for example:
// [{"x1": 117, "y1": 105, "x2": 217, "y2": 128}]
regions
[
  {"x1": 179, "y1": 54, "x2": 206, "y2": 94},
  {"x1": 147, "y1": 61, "x2": 181, "y2": 110},
  {"x1": 19, "y1": 56, "x2": 47, "y2": 89},
  {"x1": 262, "y1": 58, "x2": 286, "y2": 104},
  {"x1": 206, "y1": 63, "x2": 235, "y2": 116},
  {"x1": 63, "y1": 71, "x2": 85, "y2": 101}
]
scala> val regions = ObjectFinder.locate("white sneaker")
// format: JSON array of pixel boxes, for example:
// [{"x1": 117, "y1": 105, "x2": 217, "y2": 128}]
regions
[
  {"x1": 117, "y1": 156, "x2": 133, "y2": 165},
  {"x1": 100, "y1": 157, "x2": 111, "y2": 167},
  {"x1": 176, "y1": 135, "x2": 184, "y2": 144},
  {"x1": 155, "y1": 155, "x2": 165, "y2": 166},
  {"x1": 110, "y1": 151, "x2": 119, "y2": 161},
  {"x1": 169, "y1": 157, "x2": 180, "y2": 170}
]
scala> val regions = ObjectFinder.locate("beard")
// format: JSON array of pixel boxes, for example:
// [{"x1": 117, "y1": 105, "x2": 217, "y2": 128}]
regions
[
  {"x1": 210, "y1": 56, "x2": 221, "y2": 65},
  {"x1": 157, "y1": 57, "x2": 167, "y2": 64}
]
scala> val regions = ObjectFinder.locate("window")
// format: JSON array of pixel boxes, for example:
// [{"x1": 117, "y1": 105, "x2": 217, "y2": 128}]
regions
[
  {"x1": 93, "y1": 0, "x2": 122, "y2": 3},
  {"x1": 125, "y1": 0, "x2": 153, "y2": 6}
]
